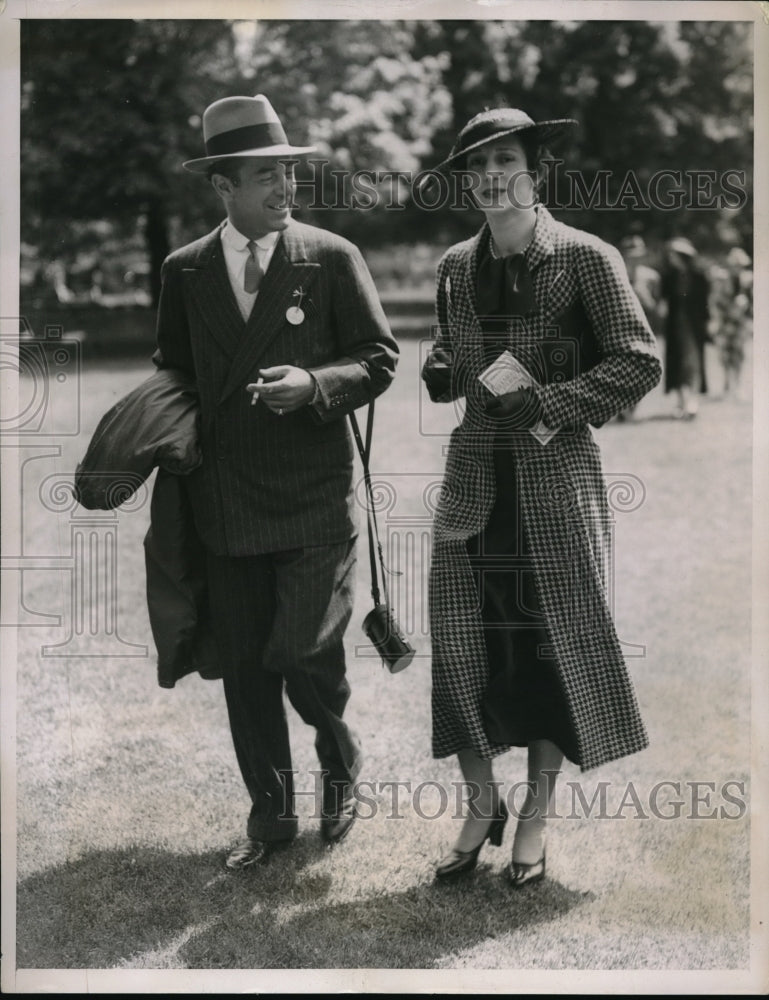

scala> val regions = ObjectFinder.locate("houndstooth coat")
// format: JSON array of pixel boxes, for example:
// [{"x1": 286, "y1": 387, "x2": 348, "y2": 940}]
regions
[{"x1": 427, "y1": 206, "x2": 662, "y2": 771}]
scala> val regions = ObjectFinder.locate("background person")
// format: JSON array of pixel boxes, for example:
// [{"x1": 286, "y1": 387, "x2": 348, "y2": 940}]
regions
[
  {"x1": 710, "y1": 245, "x2": 753, "y2": 398},
  {"x1": 617, "y1": 234, "x2": 662, "y2": 421},
  {"x1": 421, "y1": 107, "x2": 661, "y2": 888},
  {"x1": 659, "y1": 236, "x2": 711, "y2": 419},
  {"x1": 619, "y1": 234, "x2": 662, "y2": 329},
  {"x1": 154, "y1": 95, "x2": 399, "y2": 870}
]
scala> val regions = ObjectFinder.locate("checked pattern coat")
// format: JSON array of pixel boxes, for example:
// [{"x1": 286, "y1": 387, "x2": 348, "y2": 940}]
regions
[{"x1": 427, "y1": 206, "x2": 662, "y2": 770}]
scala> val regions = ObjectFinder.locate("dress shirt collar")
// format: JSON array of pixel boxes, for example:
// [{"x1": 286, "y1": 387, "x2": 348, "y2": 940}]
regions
[{"x1": 221, "y1": 219, "x2": 280, "y2": 254}]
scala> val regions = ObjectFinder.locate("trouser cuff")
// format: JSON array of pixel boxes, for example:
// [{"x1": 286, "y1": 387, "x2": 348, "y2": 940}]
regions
[{"x1": 247, "y1": 812, "x2": 299, "y2": 843}]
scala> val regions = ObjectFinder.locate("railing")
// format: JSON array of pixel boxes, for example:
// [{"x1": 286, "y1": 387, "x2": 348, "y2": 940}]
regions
[{"x1": 19, "y1": 292, "x2": 436, "y2": 356}]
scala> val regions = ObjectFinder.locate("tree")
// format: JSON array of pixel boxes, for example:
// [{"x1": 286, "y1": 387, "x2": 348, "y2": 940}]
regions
[
  {"x1": 21, "y1": 19, "x2": 243, "y2": 306},
  {"x1": 21, "y1": 18, "x2": 753, "y2": 300},
  {"x1": 413, "y1": 19, "x2": 752, "y2": 253},
  {"x1": 235, "y1": 19, "x2": 453, "y2": 244}
]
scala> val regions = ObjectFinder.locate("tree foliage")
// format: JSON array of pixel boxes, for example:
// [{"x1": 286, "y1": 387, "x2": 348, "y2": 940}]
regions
[
  {"x1": 20, "y1": 18, "x2": 753, "y2": 303},
  {"x1": 21, "y1": 19, "x2": 244, "y2": 304}
]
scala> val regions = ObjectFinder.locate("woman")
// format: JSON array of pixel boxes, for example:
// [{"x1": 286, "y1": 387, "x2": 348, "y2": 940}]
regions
[
  {"x1": 659, "y1": 237, "x2": 710, "y2": 418},
  {"x1": 421, "y1": 108, "x2": 662, "y2": 887},
  {"x1": 711, "y1": 246, "x2": 752, "y2": 398}
]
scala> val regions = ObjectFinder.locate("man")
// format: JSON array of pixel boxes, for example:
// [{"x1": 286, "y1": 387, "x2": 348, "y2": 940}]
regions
[{"x1": 154, "y1": 95, "x2": 398, "y2": 869}]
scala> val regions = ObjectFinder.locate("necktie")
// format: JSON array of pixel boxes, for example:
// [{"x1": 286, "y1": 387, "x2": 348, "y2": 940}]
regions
[{"x1": 244, "y1": 240, "x2": 263, "y2": 293}]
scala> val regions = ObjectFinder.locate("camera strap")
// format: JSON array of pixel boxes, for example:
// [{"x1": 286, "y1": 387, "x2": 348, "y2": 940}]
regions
[{"x1": 349, "y1": 403, "x2": 389, "y2": 609}]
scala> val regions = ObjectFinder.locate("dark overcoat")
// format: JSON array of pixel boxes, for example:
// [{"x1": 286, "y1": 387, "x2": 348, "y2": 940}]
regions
[
  {"x1": 153, "y1": 218, "x2": 399, "y2": 556},
  {"x1": 72, "y1": 367, "x2": 221, "y2": 688},
  {"x1": 660, "y1": 264, "x2": 710, "y2": 394},
  {"x1": 427, "y1": 207, "x2": 662, "y2": 771}
]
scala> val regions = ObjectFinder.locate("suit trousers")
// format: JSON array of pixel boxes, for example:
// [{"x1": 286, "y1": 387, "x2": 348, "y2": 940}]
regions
[{"x1": 206, "y1": 539, "x2": 362, "y2": 842}]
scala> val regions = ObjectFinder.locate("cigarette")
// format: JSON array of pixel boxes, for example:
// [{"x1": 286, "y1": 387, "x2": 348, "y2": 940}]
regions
[{"x1": 250, "y1": 377, "x2": 264, "y2": 406}]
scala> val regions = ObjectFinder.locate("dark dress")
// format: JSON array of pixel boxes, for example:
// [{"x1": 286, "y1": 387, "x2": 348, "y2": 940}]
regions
[
  {"x1": 467, "y1": 240, "x2": 578, "y2": 762},
  {"x1": 660, "y1": 264, "x2": 710, "y2": 394}
]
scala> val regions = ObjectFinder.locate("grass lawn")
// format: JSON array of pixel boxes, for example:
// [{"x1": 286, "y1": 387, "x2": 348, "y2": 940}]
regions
[{"x1": 6, "y1": 334, "x2": 759, "y2": 988}]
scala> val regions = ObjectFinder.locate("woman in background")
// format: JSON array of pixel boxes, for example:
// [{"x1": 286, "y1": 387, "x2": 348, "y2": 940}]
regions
[
  {"x1": 421, "y1": 107, "x2": 661, "y2": 887},
  {"x1": 660, "y1": 237, "x2": 711, "y2": 419}
]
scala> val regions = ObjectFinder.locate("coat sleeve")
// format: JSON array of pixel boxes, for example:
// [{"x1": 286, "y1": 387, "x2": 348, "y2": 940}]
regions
[
  {"x1": 421, "y1": 250, "x2": 462, "y2": 403},
  {"x1": 307, "y1": 242, "x2": 398, "y2": 422},
  {"x1": 152, "y1": 255, "x2": 196, "y2": 377},
  {"x1": 533, "y1": 241, "x2": 662, "y2": 430}
]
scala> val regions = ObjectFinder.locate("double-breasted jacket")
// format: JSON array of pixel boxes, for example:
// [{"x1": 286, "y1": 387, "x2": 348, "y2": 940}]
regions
[{"x1": 153, "y1": 218, "x2": 399, "y2": 557}]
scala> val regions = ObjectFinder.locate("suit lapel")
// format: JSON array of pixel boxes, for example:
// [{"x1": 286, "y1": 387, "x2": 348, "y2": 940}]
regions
[
  {"x1": 219, "y1": 222, "x2": 320, "y2": 403},
  {"x1": 528, "y1": 207, "x2": 576, "y2": 316},
  {"x1": 460, "y1": 207, "x2": 557, "y2": 302},
  {"x1": 456, "y1": 226, "x2": 487, "y2": 358},
  {"x1": 465, "y1": 224, "x2": 488, "y2": 314},
  {"x1": 457, "y1": 209, "x2": 558, "y2": 358},
  {"x1": 184, "y1": 224, "x2": 245, "y2": 360},
  {"x1": 526, "y1": 205, "x2": 557, "y2": 274}
]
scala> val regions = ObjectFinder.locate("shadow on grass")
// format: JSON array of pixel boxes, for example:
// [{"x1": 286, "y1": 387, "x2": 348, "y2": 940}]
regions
[
  {"x1": 17, "y1": 835, "x2": 591, "y2": 970},
  {"x1": 636, "y1": 413, "x2": 701, "y2": 423},
  {"x1": 612, "y1": 412, "x2": 702, "y2": 425}
]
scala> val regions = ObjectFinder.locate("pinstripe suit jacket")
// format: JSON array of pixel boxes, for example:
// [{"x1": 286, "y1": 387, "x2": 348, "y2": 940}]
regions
[
  {"x1": 427, "y1": 206, "x2": 662, "y2": 770},
  {"x1": 154, "y1": 219, "x2": 398, "y2": 556}
]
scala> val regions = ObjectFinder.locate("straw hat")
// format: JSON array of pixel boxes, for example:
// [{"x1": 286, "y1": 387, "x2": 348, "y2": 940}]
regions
[
  {"x1": 183, "y1": 95, "x2": 316, "y2": 173},
  {"x1": 432, "y1": 107, "x2": 578, "y2": 174}
]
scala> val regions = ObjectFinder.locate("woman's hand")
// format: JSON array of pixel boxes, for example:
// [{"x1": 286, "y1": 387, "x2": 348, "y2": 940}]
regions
[
  {"x1": 421, "y1": 348, "x2": 454, "y2": 401},
  {"x1": 485, "y1": 386, "x2": 543, "y2": 427}
]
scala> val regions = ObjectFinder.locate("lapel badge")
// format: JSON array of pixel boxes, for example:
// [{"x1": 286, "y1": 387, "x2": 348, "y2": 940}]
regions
[{"x1": 286, "y1": 286, "x2": 306, "y2": 325}]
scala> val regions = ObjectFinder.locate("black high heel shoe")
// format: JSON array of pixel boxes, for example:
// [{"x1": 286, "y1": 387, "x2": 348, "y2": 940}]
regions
[
  {"x1": 435, "y1": 800, "x2": 509, "y2": 880},
  {"x1": 507, "y1": 850, "x2": 546, "y2": 889}
]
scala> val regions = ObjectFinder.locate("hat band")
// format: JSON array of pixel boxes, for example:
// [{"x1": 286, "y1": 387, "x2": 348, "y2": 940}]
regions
[{"x1": 205, "y1": 121, "x2": 289, "y2": 157}]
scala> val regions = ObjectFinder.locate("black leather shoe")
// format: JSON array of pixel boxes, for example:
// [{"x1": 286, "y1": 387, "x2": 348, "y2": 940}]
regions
[
  {"x1": 507, "y1": 852, "x2": 546, "y2": 889},
  {"x1": 435, "y1": 800, "x2": 509, "y2": 880},
  {"x1": 224, "y1": 837, "x2": 287, "y2": 871},
  {"x1": 321, "y1": 798, "x2": 358, "y2": 845}
]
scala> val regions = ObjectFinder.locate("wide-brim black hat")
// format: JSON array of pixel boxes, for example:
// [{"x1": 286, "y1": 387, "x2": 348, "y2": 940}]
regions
[
  {"x1": 433, "y1": 107, "x2": 578, "y2": 174},
  {"x1": 183, "y1": 94, "x2": 316, "y2": 173}
]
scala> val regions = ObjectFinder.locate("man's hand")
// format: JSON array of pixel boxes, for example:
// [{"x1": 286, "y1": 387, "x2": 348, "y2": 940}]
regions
[
  {"x1": 485, "y1": 386, "x2": 542, "y2": 428},
  {"x1": 247, "y1": 366, "x2": 316, "y2": 414}
]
